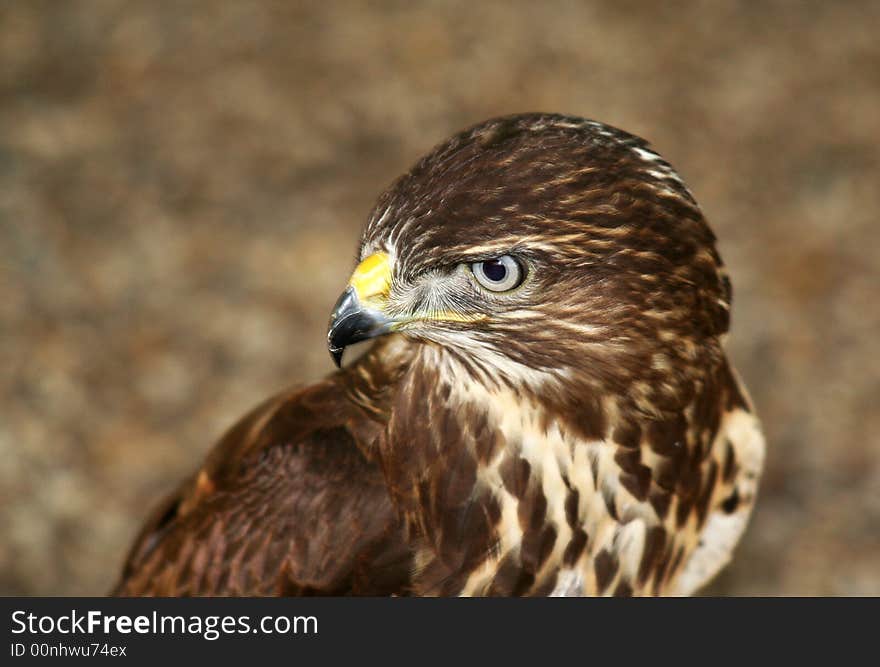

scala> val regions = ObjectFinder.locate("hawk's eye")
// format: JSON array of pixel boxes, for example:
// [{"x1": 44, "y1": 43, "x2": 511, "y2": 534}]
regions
[{"x1": 470, "y1": 256, "x2": 524, "y2": 292}]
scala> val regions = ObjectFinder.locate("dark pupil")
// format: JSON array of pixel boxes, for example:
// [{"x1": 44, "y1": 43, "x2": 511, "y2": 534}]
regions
[{"x1": 482, "y1": 259, "x2": 508, "y2": 282}]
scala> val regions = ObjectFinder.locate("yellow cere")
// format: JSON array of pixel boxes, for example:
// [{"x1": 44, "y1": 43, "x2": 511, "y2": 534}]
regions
[
  {"x1": 349, "y1": 252, "x2": 392, "y2": 303},
  {"x1": 348, "y1": 252, "x2": 487, "y2": 324}
]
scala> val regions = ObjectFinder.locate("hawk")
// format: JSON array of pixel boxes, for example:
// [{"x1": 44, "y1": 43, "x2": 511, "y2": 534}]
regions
[{"x1": 113, "y1": 113, "x2": 765, "y2": 596}]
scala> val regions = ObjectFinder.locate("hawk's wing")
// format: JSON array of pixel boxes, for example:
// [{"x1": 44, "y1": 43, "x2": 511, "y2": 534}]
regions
[
  {"x1": 112, "y1": 338, "x2": 415, "y2": 596},
  {"x1": 671, "y1": 365, "x2": 766, "y2": 595}
]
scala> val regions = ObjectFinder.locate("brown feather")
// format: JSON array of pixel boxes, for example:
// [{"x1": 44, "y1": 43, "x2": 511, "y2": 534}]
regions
[{"x1": 113, "y1": 337, "x2": 415, "y2": 596}]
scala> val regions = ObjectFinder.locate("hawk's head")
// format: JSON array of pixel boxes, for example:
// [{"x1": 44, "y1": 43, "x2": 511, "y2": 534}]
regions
[{"x1": 328, "y1": 113, "x2": 731, "y2": 414}]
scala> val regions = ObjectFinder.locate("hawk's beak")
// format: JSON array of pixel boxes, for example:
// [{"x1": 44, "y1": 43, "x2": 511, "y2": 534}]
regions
[{"x1": 327, "y1": 252, "x2": 394, "y2": 367}]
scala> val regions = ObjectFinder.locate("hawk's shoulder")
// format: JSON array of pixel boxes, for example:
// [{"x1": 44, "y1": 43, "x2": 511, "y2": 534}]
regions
[{"x1": 112, "y1": 337, "x2": 416, "y2": 596}]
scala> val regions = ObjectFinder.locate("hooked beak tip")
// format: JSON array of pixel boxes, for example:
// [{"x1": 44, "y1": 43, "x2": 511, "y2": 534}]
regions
[{"x1": 326, "y1": 286, "x2": 393, "y2": 368}]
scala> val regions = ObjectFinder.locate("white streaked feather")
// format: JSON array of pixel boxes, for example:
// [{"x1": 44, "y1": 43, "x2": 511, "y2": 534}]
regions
[
  {"x1": 672, "y1": 407, "x2": 765, "y2": 595},
  {"x1": 551, "y1": 569, "x2": 585, "y2": 596}
]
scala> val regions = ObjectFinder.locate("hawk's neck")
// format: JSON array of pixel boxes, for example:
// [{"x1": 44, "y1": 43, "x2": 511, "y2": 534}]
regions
[{"x1": 378, "y1": 342, "x2": 762, "y2": 597}]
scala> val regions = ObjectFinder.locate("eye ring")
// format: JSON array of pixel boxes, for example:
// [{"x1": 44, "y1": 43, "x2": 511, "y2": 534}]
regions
[{"x1": 470, "y1": 255, "x2": 524, "y2": 292}]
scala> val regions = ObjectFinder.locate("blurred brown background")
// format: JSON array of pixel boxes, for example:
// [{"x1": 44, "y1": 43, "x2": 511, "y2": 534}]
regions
[{"x1": 1, "y1": 1, "x2": 878, "y2": 596}]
